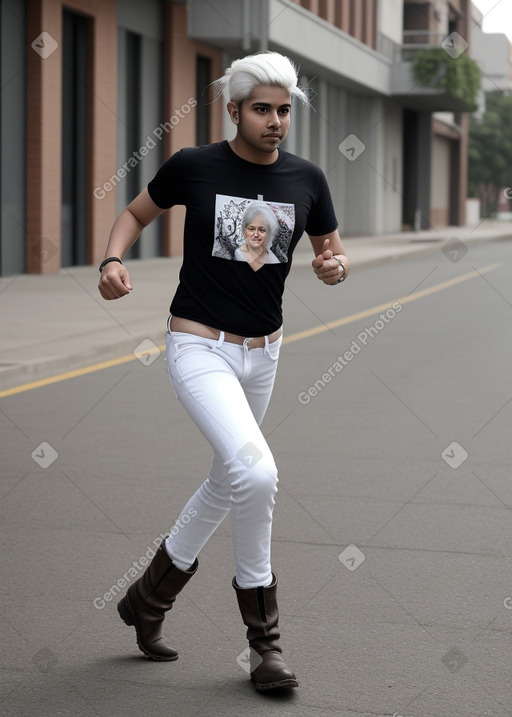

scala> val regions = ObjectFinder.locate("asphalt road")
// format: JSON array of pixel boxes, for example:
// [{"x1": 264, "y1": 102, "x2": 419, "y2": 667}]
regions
[{"x1": 1, "y1": 238, "x2": 512, "y2": 716}]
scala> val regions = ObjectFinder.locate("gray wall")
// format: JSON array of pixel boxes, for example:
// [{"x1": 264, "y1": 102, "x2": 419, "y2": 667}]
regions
[
  {"x1": 431, "y1": 134, "x2": 450, "y2": 218},
  {"x1": 286, "y1": 82, "x2": 403, "y2": 237},
  {"x1": 472, "y1": 27, "x2": 512, "y2": 93}
]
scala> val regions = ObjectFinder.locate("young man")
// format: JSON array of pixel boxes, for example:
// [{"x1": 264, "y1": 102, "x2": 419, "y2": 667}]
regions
[{"x1": 98, "y1": 51, "x2": 349, "y2": 693}]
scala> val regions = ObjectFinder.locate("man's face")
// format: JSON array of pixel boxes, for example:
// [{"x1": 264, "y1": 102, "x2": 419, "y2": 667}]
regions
[{"x1": 234, "y1": 85, "x2": 292, "y2": 155}]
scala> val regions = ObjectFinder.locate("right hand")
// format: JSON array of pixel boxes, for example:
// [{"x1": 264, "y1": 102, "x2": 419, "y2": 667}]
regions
[{"x1": 98, "y1": 263, "x2": 133, "y2": 300}]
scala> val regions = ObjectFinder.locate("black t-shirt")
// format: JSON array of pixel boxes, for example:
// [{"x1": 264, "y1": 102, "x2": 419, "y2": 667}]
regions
[{"x1": 147, "y1": 140, "x2": 338, "y2": 336}]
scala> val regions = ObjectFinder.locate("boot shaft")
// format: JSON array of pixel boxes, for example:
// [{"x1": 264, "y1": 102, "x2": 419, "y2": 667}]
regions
[
  {"x1": 233, "y1": 573, "x2": 298, "y2": 691},
  {"x1": 233, "y1": 574, "x2": 281, "y2": 647}
]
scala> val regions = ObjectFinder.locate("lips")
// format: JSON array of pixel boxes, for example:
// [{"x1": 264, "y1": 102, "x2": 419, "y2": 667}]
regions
[{"x1": 264, "y1": 133, "x2": 280, "y2": 139}]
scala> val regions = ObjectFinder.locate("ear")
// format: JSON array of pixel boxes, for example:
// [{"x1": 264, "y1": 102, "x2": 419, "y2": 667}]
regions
[{"x1": 227, "y1": 100, "x2": 239, "y2": 124}]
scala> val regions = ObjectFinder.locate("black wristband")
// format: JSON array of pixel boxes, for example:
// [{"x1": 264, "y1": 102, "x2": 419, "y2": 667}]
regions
[{"x1": 99, "y1": 257, "x2": 122, "y2": 273}]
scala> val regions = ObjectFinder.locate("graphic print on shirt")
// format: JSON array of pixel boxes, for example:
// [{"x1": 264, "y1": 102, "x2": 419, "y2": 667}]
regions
[{"x1": 212, "y1": 194, "x2": 295, "y2": 271}]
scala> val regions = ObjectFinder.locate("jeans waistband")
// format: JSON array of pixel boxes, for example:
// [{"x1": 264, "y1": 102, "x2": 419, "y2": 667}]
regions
[{"x1": 167, "y1": 316, "x2": 282, "y2": 349}]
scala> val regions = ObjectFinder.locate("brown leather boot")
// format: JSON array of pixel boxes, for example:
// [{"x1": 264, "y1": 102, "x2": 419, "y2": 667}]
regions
[
  {"x1": 117, "y1": 542, "x2": 198, "y2": 661},
  {"x1": 233, "y1": 573, "x2": 298, "y2": 691}
]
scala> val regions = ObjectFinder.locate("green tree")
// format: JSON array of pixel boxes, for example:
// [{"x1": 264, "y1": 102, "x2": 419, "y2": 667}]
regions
[{"x1": 468, "y1": 91, "x2": 512, "y2": 217}]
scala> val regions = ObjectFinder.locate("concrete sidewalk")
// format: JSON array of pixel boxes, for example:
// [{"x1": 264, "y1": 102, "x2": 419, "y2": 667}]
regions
[{"x1": 1, "y1": 220, "x2": 511, "y2": 392}]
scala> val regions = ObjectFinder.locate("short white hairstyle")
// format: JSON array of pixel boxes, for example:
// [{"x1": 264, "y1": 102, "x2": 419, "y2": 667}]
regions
[{"x1": 212, "y1": 51, "x2": 310, "y2": 106}]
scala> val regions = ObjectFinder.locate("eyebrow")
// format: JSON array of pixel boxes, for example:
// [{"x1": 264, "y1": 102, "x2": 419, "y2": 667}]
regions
[{"x1": 250, "y1": 102, "x2": 292, "y2": 109}]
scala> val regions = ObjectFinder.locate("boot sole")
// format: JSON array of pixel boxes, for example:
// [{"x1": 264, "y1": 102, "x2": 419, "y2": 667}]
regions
[
  {"x1": 253, "y1": 677, "x2": 299, "y2": 692},
  {"x1": 117, "y1": 597, "x2": 179, "y2": 662}
]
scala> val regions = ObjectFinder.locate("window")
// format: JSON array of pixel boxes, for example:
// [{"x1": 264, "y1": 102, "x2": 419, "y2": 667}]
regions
[{"x1": 61, "y1": 9, "x2": 90, "y2": 266}]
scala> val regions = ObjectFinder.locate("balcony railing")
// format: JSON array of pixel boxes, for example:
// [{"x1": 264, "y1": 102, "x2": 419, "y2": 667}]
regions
[
  {"x1": 402, "y1": 29, "x2": 449, "y2": 60},
  {"x1": 375, "y1": 32, "x2": 401, "y2": 61},
  {"x1": 377, "y1": 30, "x2": 450, "y2": 63}
]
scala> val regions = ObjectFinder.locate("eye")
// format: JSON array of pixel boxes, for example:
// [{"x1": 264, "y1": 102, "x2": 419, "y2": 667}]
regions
[{"x1": 279, "y1": 108, "x2": 290, "y2": 115}]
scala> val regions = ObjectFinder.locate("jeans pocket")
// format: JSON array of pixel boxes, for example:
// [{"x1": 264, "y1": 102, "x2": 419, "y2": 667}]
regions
[
  {"x1": 265, "y1": 335, "x2": 282, "y2": 361},
  {"x1": 172, "y1": 339, "x2": 214, "y2": 362},
  {"x1": 166, "y1": 332, "x2": 213, "y2": 365}
]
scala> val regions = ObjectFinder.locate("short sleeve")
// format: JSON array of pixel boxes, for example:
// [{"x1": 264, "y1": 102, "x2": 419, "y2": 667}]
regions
[
  {"x1": 147, "y1": 149, "x2": 186, "y2": 209},
  {"x1": 304, "y1": 169, "x2": 338, "y2": 236}
]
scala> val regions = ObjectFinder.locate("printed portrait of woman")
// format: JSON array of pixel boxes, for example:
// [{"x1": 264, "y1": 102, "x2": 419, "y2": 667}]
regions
[
  {"x1": 212, "y1": 195, "x2": 295, "y2": 270},
  {"x1": 234, "y1": 202, "x2": 281, "y2": 268}
]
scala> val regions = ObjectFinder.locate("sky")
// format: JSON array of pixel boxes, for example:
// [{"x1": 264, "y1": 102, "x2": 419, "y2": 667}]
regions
[{"x1": 471, "y1": 0, "x2": 512, "y2": 43}]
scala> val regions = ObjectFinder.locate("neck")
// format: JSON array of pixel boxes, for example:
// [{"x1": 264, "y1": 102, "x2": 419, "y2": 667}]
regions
[
  {"x1": 229, "y1": 137, "x2": 279, "y2": 165},
  {"x1": 243, "y1": 244, "x2": 267, "y2": 259}
]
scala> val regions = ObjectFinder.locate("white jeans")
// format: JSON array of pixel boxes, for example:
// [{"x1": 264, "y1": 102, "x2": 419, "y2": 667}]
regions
[{"x1": 164, "y1": 327, "x2": 282, "y2": 588}]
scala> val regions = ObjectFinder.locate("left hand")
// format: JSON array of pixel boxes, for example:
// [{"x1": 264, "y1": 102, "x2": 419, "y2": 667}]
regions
[{"x1": 311, "y1": 238, "x2": 344, "y2": 284}]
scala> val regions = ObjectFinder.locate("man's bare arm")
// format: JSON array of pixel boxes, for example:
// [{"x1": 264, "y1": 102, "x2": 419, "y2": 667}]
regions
[{"x1": 98, "y1": 189, "x2": 165, "y2": 300}]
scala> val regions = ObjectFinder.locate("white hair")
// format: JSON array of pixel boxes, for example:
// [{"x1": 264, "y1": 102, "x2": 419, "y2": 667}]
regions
[{"x1": 212, "y1": 51, "x2": 311, "y2": 106}]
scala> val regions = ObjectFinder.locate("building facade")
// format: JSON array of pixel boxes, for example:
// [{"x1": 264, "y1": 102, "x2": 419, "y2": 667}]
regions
[
  {"x1": 470, "y1": 5, "x2": 512, "y2": 94},
  {"x1": 0, "y1": 0, "x2": 475, "y2": 275}
]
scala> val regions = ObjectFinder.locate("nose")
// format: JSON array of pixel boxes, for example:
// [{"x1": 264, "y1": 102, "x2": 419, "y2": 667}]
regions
[{"x1": 267, "y1": 110, "x2": 281, "y2": 128}]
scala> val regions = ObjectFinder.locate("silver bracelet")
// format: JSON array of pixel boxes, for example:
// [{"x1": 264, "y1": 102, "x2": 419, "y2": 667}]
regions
[{"x1": 330, "y1": 256, "x2": 346, "y2": 285}]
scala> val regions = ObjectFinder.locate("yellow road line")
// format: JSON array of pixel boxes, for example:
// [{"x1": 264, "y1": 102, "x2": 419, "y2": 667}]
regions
[
  {"x1": 0, "y1": 262, "x2": 501, "y2": 399},
  {"x1": 282, "y1": 263, "x2": 501, "y2": 344},
  {"x1": 0, "y1": 353, "x2": 141, "y2": 398}
]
